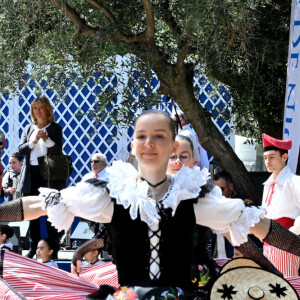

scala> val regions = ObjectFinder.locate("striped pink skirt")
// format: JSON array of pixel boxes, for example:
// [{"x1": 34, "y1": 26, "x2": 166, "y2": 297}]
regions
[
  {"x1": 1, "y1": 251, "x2": 300, "y2": 299},
  {"x1": 0, "y1": 251, "x2": 119, "y2": 299},
  {"x1": 264, "y1": 244, "x2": 300, "y2": 277}
]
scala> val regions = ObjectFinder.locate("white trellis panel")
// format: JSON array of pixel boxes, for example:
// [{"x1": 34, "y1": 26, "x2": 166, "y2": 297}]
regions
[{"x1": 0, "y1": 58, "x2": 233, "y2": 186}]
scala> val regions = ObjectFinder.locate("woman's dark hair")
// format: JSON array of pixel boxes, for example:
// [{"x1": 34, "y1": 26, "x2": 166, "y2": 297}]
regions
[
  {"x1": 40, "y1": 238, "x2": 60, "y2": 253},
  {"x1": 0, "y1": 225, "x2": 14, "y2": 240},
  {"x1": 134, "y1": 109, "x2": 176, "y2": 141},
  {"x1": 175, "y1": 135, "x2": 194, "y2": 157},
  {"x1": 10, "y1": 152, "x2": 23, "y2": 162}
]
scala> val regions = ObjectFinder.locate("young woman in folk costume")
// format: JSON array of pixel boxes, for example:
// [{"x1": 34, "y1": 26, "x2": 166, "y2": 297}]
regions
[{"x1": 0, "y1": 110, "x2": 300, "y2": 299}]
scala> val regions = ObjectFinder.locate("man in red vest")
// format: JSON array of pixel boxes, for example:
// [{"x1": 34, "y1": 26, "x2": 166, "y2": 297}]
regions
[{"x1": 262, "y1": 133, "x2": 300, "y2": 277}]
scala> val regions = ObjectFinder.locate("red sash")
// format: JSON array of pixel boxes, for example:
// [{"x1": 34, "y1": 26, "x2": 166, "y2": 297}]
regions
[{"x1": 275, "y1": 217, "x2": 295, "y2": 229}]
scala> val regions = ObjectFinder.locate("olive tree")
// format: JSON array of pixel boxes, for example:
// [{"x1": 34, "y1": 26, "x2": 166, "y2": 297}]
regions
[{"x1": 0, "y1": 0, "x2": 291, "y2": 201}]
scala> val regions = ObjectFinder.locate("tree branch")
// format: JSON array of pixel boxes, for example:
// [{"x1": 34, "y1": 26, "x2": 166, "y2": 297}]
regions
[
  {"x1": 209, "y1": 66, "x2": 236, "y2": 87},
  {"x1": 176, "y1": 42, "x2": 192, "y2": 72},
  {"x1": 86, "y1": 0, "x2": 146, "y2": 44},
  {"x1": 86, "y1": 0, "x2": 117, "y2": 24},
  {"x1": 160, "y1": 0, "x2": 182, "y2": 38},
  {"x1": 141, "y1": 0, "x2": 155, "y2": 44},
  {"x1": 48, "y1": 0, "x2": 97, "y2": 35}
]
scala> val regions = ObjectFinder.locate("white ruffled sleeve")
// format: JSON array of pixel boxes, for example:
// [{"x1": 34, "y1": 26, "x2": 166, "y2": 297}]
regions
[
  {"x1": 194, "y1": 186, "x2": 265, "y2": 246},
  {"x1": 39, "y1": 181, "x2": 113, "y2": 233}
]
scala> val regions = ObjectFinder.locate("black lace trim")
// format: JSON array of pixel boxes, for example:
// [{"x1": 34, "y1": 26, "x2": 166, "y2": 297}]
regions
[
  {"x1": 43, "y1": 191, "x2": 61, "y2": 209},
  {"x1": 199, "y1": 183, "x2": 215, "y2": 198},
  {"x1": 85, "y1": 178, "x2": 109, "y2": 187},
  {"x1": 148, "y1": 224, "x2": 162, "y2": 280},
  {"x1": 85, "y1": 178, "x2": 111, "y2": 197}
]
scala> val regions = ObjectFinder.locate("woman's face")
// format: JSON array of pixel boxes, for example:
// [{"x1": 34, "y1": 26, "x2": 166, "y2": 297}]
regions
[
  {"x1": 131, "y1": 113, "x2": 177, "y2": 171},
  {"x1": 36, "y1": 240, "x2": 52, "y2": 262},
  {"x1": 32, "y1": 103, "x2": 49, "y2": 123},
  {"x1": 9, "y1": 157, "x2": 22, "y2": 172},
  {"x1": 167, "y1": 139, "x2": 195, "y2": 175}
]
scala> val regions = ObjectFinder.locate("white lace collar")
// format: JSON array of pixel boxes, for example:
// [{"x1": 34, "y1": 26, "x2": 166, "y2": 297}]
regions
[{"x1": 107, "y1": 161, "x2": 210, "y2": 227}]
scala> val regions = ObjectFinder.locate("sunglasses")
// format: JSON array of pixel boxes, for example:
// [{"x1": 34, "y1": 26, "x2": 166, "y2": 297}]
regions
[
  {"x1": 169, "y1": 154, "x2": 191, "y2": 163},
  {"x1": 90, "y1": 160, "x2": 101, "y2": 164}
]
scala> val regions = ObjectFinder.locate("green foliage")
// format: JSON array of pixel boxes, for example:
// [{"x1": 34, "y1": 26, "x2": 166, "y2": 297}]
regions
[
  {"x1": 199, "y1": 0, "x2": 290, "y2": 139},
  {"x1": 0, "y1": 0, "x2": 290, "y2": 138}
]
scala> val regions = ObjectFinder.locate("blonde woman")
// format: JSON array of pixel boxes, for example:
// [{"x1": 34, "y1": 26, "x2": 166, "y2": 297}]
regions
[{"x1": 17, "y1": 96, "x2": 65, "y2": 258}]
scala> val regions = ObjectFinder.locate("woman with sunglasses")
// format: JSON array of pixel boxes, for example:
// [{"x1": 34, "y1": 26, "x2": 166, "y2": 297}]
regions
[{"x1": 1, "y1": 110, "x2": 300, "y2": 299}]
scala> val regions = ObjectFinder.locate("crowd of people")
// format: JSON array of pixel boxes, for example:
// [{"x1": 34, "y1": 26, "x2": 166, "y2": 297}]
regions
[{"x1": 0, "y1": 99, "x2": 300, "y2": 298}]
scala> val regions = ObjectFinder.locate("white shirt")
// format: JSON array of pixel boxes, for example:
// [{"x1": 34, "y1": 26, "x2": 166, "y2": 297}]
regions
[
  {"x1": 81, "y1": 168, "x2": 109, "y2": 182},
  {"x1": 81, "y1": 260, "x2": 105, "y2": 267},
  {"x1": 2, "y1": 170, "x2": 18, "y2": 190},
  {"x1": 1, "y1": 170, "x2": 20, "y2": 202},
  {"x1": 262, "y1": 165, "x2": 300, "y2": 234},
  {"x1": 0, "y1": 243, "x2": 13, "y2": 251},
  {"x1": 40, "y1": 260, "x2": 59, "y2": 268},
  {"x1": 28, "y1": 124, "x2": 55, "y2": 165}
]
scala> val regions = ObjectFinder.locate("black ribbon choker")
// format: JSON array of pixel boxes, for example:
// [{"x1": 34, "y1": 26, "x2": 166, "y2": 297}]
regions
[{"x1": 139, "y1": 176, "x2": 168, "y2": 188}]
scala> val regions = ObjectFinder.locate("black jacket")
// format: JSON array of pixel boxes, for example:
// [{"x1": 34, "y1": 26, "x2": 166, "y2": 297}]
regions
[{"x1": 17, "y1": 122, "x2": 66, "y2": 194}]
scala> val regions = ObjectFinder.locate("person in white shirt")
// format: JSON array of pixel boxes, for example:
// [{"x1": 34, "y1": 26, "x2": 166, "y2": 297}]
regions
[
  {"x1": 2, "y1": 152, "x2": 23, "y2": 202},
  {"x1": 81, "y1": 153, "x2": 109, "y2": 182},
  {"x1": 36, "y1": 238, "x2": 59, "y2": 268},
  {"x1": 81, "y1": 248, "x2": 105, "y2": 267},
  {"x1": 262, "y1": 133, "x2": 300, "y2": 277},
  {"x1": 172, "y1": 109, "x2": 209, "y2": 169},
  {"x1": 17, "y1": 96, "x2": 66, "y2": 259}
]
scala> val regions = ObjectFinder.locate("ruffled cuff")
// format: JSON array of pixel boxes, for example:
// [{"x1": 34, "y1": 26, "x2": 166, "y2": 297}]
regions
[
  {"x1": 47, "y1": 202, "x2": 75, "y2": 233},
  {"x1": 39, "y1": 187, "x2": 74, "y2": 233},
  {"x1": 214, "y1": 206, "x2": 265, "y2": 246},
  {"x1": 39, "y1": 187, "x2": 61, "y2": 209}
]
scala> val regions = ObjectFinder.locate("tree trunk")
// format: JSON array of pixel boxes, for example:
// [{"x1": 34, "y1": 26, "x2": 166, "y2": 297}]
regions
[{"x1": 155, "y1": 65, "x2": 261, "y2": 203}]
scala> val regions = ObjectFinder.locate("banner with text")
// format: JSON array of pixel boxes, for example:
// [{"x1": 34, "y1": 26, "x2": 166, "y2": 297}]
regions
[{"x1": 284, "y1": 0, "x2": 300, "y2": 173}]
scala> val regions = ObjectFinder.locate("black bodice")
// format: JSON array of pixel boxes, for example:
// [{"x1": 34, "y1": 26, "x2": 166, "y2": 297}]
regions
[{"x1": 110, "y1": 198, "x2": 197, "y2": 291}]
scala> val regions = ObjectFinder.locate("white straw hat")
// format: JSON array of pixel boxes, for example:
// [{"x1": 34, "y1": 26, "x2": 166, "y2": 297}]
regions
[{"x1": 211, "y1": 258, "x2": 298, "y2": 299}]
